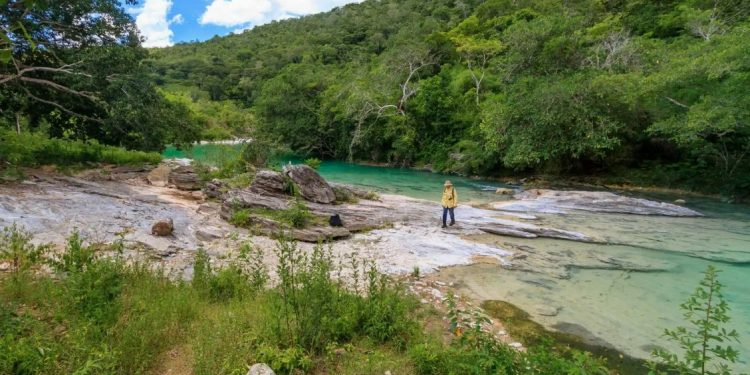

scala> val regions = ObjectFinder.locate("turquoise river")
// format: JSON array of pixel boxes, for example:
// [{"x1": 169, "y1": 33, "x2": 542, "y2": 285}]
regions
[{"x1": 165, "y1": 145, "x2": 750, "y2": 371}]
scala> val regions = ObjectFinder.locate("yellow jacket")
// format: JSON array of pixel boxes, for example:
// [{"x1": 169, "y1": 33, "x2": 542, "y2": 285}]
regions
[{"x1": 441, "y1": 186, "x2": 458, "y2": 208}]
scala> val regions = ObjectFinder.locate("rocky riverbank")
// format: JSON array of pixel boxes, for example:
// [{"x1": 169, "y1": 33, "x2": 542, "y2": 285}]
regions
[
  {"x1": 0, "y1": 161, "x2": 714, "y2": 369},
  {"x1": 0, "y1": 160, "x2": 706, "y2": 290}
]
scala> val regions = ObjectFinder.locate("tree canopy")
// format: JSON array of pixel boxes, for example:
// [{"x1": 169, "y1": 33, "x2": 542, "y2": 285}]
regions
[
  {"x1": 4, "y1": 0, "x2": 747, "y2": 197},
  {"x1": 0, "y1": 0, "x2": 200, "y2": 150}
]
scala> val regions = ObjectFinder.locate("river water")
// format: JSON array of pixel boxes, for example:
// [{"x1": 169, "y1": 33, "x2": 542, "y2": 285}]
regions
[{"x1": 165, "y1": 146, "x2": 750, "y2": 370}]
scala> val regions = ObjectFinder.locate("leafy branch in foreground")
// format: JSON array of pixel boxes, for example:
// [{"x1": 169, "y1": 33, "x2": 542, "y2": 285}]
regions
[{"x1": 649, "y1": 265, "x2": 745, "y2": 375}]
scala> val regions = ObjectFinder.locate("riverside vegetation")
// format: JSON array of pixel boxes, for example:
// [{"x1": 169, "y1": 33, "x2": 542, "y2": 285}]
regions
[
  {"x1": 2, "y1": 0, "x2": 749, "y2": 199},
  {"x1": 1, "y1": 224, "x2": 746, "y2": 374},
  {"x1": 147, "y1": 0, "x2": 750, "y2": 199},
  {"x1": 1, "y1": 0, "x2": 748, "y2": 373}
]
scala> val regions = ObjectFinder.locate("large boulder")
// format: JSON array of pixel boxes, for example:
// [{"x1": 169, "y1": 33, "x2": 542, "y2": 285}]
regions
[
  {"x1": 168, "y1": 165, "x2": 201, "y2": 191},
  {"x1": 250, "y1": 170, "x2": 286, "y2": 196},
  {"x1": 283, "y1": 164, "x2": 336, "y2": 204}
]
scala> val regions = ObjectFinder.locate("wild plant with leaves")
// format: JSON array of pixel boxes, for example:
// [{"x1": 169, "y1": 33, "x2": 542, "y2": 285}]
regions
[
  {"x1": 649, "y1": 265, "x2": 744, "y2": 375},
  {"x1": 0, "y1": 222, "x2": 47, "y2": 279}
]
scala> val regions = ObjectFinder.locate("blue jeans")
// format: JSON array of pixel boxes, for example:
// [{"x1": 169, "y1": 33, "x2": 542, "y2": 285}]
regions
[{"x1": 442, "y1": 207, "x2": 455, "y2": 226}]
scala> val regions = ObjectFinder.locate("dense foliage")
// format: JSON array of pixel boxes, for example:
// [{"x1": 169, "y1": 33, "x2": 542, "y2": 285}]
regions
[
  {"x1": 0, "y1": 0, "x2": 201, "y2": 151},
  {"x1": 149, "y1": 0, "x2": 750, "y2": 198}
]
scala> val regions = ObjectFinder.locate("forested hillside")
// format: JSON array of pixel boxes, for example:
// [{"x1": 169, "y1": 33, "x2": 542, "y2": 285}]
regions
[{"x1": 155, "y1": 0, "x2": 745, "y2": 197}]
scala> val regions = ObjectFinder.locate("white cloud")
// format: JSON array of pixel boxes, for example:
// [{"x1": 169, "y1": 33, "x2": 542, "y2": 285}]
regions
[
  {"x1": 170, "y1": 14, "x2": 184, "y2": 25},
  {"x1": 199, "y1": 0, "x2": 272, "y2": 27},
  {"x1": 201, "y1": 0, "x2": 360, "y2": 29},
  {"x1": 133, "y1": 0, "x2": 175, "y2": 48}
]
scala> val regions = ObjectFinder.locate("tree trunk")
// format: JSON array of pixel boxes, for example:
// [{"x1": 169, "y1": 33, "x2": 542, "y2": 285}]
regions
[{"x1": 15, "y1": 112, "x2": 21, "y2": 134}]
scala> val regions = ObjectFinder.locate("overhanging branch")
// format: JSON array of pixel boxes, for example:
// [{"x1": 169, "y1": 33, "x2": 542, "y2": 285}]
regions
[{"x1": 23, "y1": 87, "x2": 104, "y2": 124}]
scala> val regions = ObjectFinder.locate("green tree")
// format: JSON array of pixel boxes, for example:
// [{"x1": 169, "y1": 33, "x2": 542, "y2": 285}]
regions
[
  {"x1": 144, "y1": 0, "x2": 750, "y2": 196},
  {"x1": 481, "y1": 74, "x2": 625, "y2": 171},
  {"x1": 1, "y1": 0, "x2": 200, "y2": 150},
  {"x1": 445, "y1": 15, "x2": 504, "y2": 104}
]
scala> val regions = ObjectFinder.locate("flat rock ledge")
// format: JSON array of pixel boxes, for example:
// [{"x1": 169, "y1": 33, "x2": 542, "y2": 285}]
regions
[
  {"x1": 492, "y1": 189, "x2": 703, "y2": 217},
  {"x1": 218, "y1": 206, "x2": 351, "y2": 243}
]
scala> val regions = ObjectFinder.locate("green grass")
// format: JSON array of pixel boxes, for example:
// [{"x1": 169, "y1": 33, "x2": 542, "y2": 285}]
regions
[
  {"x1": 1, "y1": 226, "x2": 617, "y2": 375},
  {"x1": 0, "y1": 130, "x2": 161, "y2": 173},
  {"x1": 230, "y1": 201, "x2": 325, "y2": 230}
]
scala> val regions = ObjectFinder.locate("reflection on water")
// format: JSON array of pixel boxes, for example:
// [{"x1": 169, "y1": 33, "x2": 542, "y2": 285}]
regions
[{"x1": 166, "y1": 145, "x2": 750, "y2": 370}]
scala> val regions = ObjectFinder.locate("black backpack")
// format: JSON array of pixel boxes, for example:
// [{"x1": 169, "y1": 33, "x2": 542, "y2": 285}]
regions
[{"x1": 329, "y1": 214, "x2": 343, "y2": 227}]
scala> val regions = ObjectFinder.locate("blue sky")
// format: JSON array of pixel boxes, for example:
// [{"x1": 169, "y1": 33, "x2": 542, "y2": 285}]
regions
[{"x1": 126, "y1": 0, "x2": 361, "y2": 47}]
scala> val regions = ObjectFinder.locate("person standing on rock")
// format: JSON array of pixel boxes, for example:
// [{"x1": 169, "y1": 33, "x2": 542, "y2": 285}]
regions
[{"x1": 441, "y1": 180, "x2": 458, "y2": 228}]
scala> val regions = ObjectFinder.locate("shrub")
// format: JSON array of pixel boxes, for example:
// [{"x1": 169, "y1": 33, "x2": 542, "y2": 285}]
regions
[
  {"x1": 269, "y1": 238, "x2": 417, "y2": 353},
  {"x1": 237, "y1": 242, "x2": 268, "y2": 291},
  {"x1": 332, "y1": 186, "x2": 358, "y2": 204},
  {"x1": 0, "y1": 304, "x2": 51, "y2": 374},
  {"x1": 192, "y1": 147, "x2": 250, "y2": 182},
  {"x1": 303, "y1": 157, "x2": 322, "y2": 170},
  {"x1": 49, "y1": 231, "x2": 97, "y2": 274},
  {"x1": 192, "y1": 248, "x2": 213, "y2": 292},
  {"x1": 360, "y1": 262, "x2": 418, "y2": 347},
  {"x1": 0, "y1": 223, "x2": 48, "y2": 279},
  {"x1": 225, "y1": 172, "x2": 254, "y2": 189},
  {"x1": 56, "y1": 234, "x2": 125, "y2": 326},
  {"x1": 1, "y1": 230, "x2": 627, "y2": 375},
  {"x1": 209, "y1": 265, "x2": 250, "y2": 301},
  {"x1": 240, "y1": 139, "x2": 288, "y2": 170},
  {"x1": 229, "y1": 209, "x2": 252, "y2": 227},
  {"x1": 281, "y1": 175, "x2": 299, "y2": 196},
  {"x1": 278, "y1": 200, "x2": 312, "y2": 229},
  {"x1": 191, "y1": 245, "x2": 266, "y2": 301},
  {"x1": 257, "y1": 345, "x2": 314, "y2": 374}
]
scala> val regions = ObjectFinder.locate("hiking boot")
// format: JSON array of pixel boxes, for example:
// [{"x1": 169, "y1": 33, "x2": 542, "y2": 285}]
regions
[{"x1": 449, "y1": 221, "x2": 456, "y2": 226}]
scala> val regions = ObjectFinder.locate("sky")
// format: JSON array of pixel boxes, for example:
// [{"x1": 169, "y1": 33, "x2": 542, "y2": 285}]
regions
[{"x1": 126, "y1": 0, "x2": 361, "y2": 48}]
